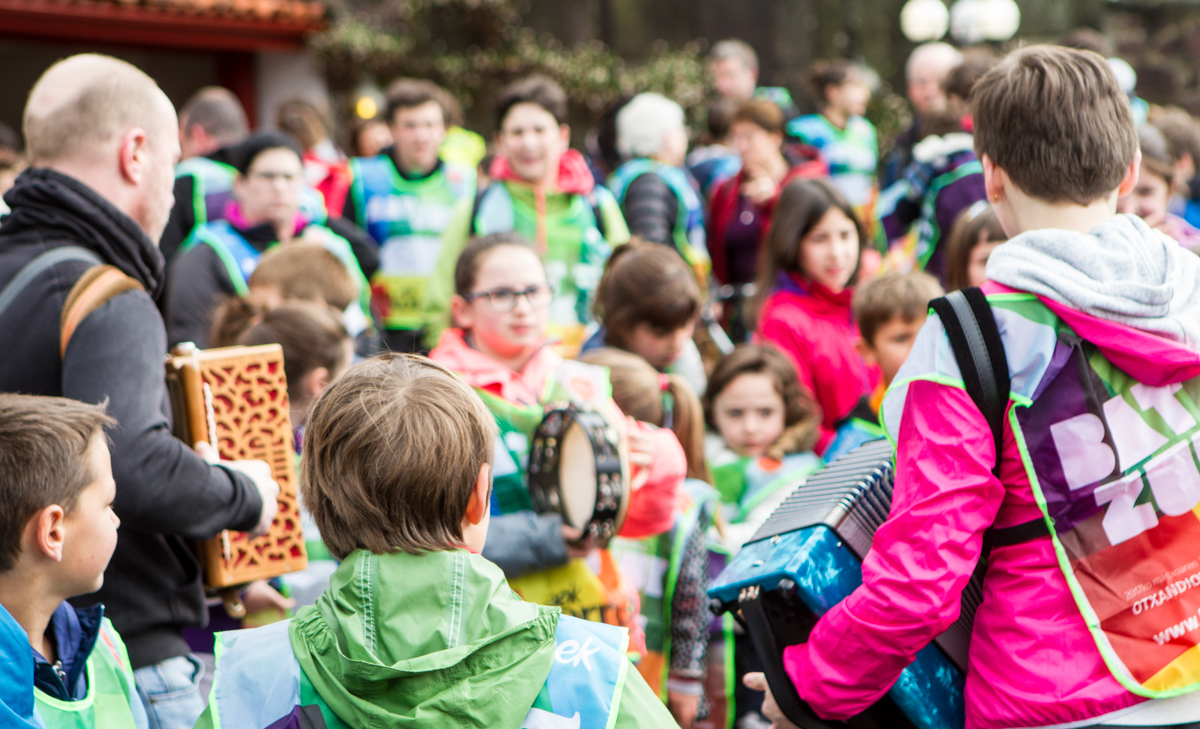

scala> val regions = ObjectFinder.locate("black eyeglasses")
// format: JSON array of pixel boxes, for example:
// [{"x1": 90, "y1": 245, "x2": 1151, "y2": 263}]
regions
[{"x1": 463, "y1": 284, "x2": 554, "y2": 313}]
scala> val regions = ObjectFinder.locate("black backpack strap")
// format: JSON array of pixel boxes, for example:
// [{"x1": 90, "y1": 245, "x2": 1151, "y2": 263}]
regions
[
  {"x1": 0, "y1": 246, "x2": 102, "y2": 322},
  {"x1": 468, "y1": 185, "x2": 490, "y2": 237},
  {"x1": 928, "y1": 287, "x2": 1010, "y2": 474},
  {"x1": 585, "y1": 191, "x2": 607, "y2": 241}
]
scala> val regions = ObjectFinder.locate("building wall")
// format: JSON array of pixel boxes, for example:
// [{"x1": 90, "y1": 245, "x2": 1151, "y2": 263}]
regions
[{"x1": 256, "y1": 50, "x2": 330, "y2": 132}]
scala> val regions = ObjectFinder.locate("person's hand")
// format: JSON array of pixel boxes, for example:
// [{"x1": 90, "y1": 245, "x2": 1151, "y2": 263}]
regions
[
  {"x1": 562, "y1": 525, "x2": 596, "y2": 560},
  {"x1": 196, "y1": 442, "x2": 280, "y2": 538},
  {"x1": 626, "y1": 418, "x2": 657, "y2": 491},
  {"x1": 744, "y1": 673, "x2": 802, "y2": 729},
  {"x1": 741, "y1": 175, "x2": 778, "y2": 206},
  {"x1": 240, "y1": 579, "x2": 296, "y2": 616},
  {"x1": 667, "y1": 690, "x2": 700, "y2": 728}
]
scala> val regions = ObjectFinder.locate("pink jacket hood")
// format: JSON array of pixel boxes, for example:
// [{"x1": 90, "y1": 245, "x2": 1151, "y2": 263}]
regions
[{"x1": 783, "y1": 278, "x2": 1200, "y2": 729}]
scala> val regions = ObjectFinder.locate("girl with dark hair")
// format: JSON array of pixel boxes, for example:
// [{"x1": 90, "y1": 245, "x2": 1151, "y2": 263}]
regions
[
  {"x1": 943, "y1": 201, "x2": 1008, "y2": 292},
  {"x1": 751, "y1": 178, "x2": 878, "y2": 454}
]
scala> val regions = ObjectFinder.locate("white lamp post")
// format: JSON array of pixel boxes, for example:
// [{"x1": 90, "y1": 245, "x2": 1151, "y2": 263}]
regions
[
  {"x1": 949, "y1": 0, "x2": 1020, "y2": 45},
  {"x1": 900, "y1": 0, "x2": 951, "y2": 43}
]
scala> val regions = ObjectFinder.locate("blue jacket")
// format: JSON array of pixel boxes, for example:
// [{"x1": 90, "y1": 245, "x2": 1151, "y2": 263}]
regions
[
  {"x1": 0, "y1": 603, "x2": 41, "y2": 728},
  {"x1": 32, "y1": 603, "x2": 103, "y2": 702}
]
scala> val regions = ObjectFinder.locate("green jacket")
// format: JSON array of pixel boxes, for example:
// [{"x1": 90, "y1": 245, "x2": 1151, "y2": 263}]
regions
[{"x1": 195, "y1": 548, "x2": 676, "y2": 729}]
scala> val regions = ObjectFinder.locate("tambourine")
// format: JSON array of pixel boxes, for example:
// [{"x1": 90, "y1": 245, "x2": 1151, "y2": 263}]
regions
[{"x1": 528, "y1": 406, "x2": 630, "y2": 547}]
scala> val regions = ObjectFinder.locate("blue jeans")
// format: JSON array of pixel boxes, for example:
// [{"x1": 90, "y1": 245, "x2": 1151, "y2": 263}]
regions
[{"x1": 134, "y1": 654, "x2": 206, "y2": 729}]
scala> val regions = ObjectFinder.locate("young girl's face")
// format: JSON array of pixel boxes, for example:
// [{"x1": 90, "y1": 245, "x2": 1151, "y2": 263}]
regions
[
  {"x1": 827, "y1": 75, "x2": 871, "y2": 118},
  {"x1": 455, "y1": 245, "x2": 550, "y2": 363},
  {"x1": 967, "y1": 233, "x2": 1004, "y2": 288},
  {"x1": 712, "y1": 372, "x2": 786, "y2": 458},
  {"x1": 1117, "y1": 160, "x2": 1172, "y2": 228},
  {"x1": 797, "y1": 207, "x2": 859, "y2": 294}
]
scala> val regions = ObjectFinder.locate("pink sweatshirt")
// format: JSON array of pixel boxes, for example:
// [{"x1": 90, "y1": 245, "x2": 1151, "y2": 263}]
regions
[{"x1": 783, "y1": 282, "x2": 1200, "y2": 729}]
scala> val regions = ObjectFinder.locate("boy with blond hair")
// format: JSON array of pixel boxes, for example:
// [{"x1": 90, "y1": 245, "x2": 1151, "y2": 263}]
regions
[
  {"x1": 0, "y1": 394, "x2": 148, "y2": 729},
  {"x1": 751, "y1": 45, "x2": 1200, "y2": 728},
  {"x1": 823, "y1": 271, "x2": 944, "y2": 463},
  {"x1": 196, "y1": 353, "x2": 677, "y2": 729}
]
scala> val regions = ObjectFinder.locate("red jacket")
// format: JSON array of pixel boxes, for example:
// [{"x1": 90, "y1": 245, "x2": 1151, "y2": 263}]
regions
[
  {"x1": 707, "y1": 153, "x2": 827, "y2": 286},
  {"x1": 756, "y1": 273, "x2": 879, "y2": 453}
]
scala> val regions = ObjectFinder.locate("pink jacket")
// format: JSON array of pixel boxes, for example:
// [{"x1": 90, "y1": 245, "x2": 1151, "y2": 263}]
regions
[
  {"x1": 782, "y1": 282, "x2": 1200, "y2": 729},
  {"x1": 757, "y1": 273, "x2": 880, "y2": 454},
  {"x1": 430, "y1": 329, "x2": 686, "y2": 538}
]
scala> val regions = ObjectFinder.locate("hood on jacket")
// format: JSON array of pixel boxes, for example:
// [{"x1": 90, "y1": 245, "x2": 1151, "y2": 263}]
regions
[
  {"x1": 430, "y1": 328, "x2": 562, "y2": 407},
  {"x1": 987, "y1": 214, "x2": 1200, "y2": 352},
  {"x1": 912, "y1": 132, "x2": 974, "y2": 164},
  {"x1": 289, "y1": 549, "x2": 558, "y2": 728},
  {"x1": 489, "y1": 149, "x2": 595, "y2": 197},
  {"x1": 0, "y1": 167, "x2": 165, "y2": 299},
  {"x1": 0, "y1": 604, "x2": 39, "y2": 729}
]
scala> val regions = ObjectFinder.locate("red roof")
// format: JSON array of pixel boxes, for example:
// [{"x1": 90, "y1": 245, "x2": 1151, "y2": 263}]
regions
[{"x1": 0, "y1": 0, "x2": 327, "y2": 51}]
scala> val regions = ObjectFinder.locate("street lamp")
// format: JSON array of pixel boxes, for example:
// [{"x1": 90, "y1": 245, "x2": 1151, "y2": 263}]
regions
[
  {"x1": 900, "y1": 0, "x2": 951, "y2": 43},
  {"x1": 949, "y1": 0, "x2": 1021, "y2": 45}
]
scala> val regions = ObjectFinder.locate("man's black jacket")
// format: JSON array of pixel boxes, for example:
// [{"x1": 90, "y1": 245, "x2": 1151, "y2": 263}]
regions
[{"x1": 0, "y1": 168, "x2": 263, "y2": 669}]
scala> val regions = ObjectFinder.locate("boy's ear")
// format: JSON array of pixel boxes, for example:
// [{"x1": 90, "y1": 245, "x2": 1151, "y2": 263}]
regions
[
  {"x1": 30, "y1": 505, "x2": 67, "y2": 563},
  {"x1": 981, "y1": 154, "x2": 1003, "y2": 203},
  {"x1": 855, "y1": 336, "x2": 877, "y2": 366},
  {"x1": 465, "y1": 463, "x2": 492, "y2": 526},
  {"x1": 1118, "y1": 149, "x2": 1142, "y2": 198}
]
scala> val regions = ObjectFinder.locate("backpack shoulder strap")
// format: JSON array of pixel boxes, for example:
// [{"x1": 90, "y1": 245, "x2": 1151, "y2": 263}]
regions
[
  {"x1": 927, "y1": 287, "x2": 1010, "y2": 472},
  {"x1": 469, "y1": 184, "x2": 491, "y2": 236},
  {"x1": 59, "y1": 264, "x2": 144, "y2": 358},
  {"x1": 585, "y1": 190, "x2": 607, "y2": 240},
  {"x1": 0, "y1": 245, "x2": 102, "y2": 322}
]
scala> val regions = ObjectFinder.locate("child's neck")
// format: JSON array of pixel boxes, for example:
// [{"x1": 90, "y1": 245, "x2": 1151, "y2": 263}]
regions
[
  {"x1": 466, "y1": 332, "x2": 540, "y2": 375},
  {"x1": 823, "y1": 106, "x2": 849, "y2": 130},
  {"x1": 0, "y1": 568, "x2": 64, "y2": 663},
  {"x1": 1006, "y1": 188, "x2": 1119, "y2": 236}
]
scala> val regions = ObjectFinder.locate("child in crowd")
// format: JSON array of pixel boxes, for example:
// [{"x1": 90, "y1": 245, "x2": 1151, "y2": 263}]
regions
[
  {"x1": 581, "y1": 347, "x2": 721, "y2": 728},
  {"x1": 0, "y1": 395, "x2": 149, "y2": 729},
  {"x1": 1117, "y1": 124, "x2": 1200, "y2": 251},
  {"x1": 195, "y1": 354, "x2": 677, "y2": 728},
  {"x1": 702, "y1": 344, "x2": 822, "y2": 547},
  {"x1": 750, "y1": 178, "x2": 879, "y2": 455},
  {"x1": 1150, "y1": 106, "x2": 1200, "y2": 227},
  {"x1": 787, "y1": 60, "x2": 878, "y2": 209},
  {"x1": 824, "y1": 271, "x2": 944, "y2": 463},
  {"x1": 750, "y1": 45, "x2": 1200, "y2": 729},
  {"x1": 586, "y1": 239, "x2": 708, "y2": 395},
  {"x1": 426, "y1": 75, "x2": 631, "y2": 354},
  {"x1": 429, "y1": 232, "x2": 686, "y2": 644},
  {"x1": 943, "y1": 201, "x2": 1008, "y2": 292}
]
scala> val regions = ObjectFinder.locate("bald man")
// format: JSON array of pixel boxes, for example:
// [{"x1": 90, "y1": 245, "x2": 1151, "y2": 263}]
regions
[
  {"x1": 0, "y1": 54, "x2": 278, "y2": 729},
  {"x1": 881, "y1": 42, "x2": 963, "y2": 188}
]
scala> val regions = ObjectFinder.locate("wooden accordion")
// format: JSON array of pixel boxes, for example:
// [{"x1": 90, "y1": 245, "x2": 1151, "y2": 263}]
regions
[
  {"x1": 708, "y1": 438, "x2": 973, "y2": 729},
  {"x1": 165, "y1": 343, "x2": 307, "y2": 589},
  {"x1": 528, "y1": 406, "x2": 630, "y2": 547}
]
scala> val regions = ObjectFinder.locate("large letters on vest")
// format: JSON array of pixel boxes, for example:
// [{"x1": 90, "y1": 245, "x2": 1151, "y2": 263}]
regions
[{"x1": 1016, "y1": 336, "x2": 1200, "y2": 696}]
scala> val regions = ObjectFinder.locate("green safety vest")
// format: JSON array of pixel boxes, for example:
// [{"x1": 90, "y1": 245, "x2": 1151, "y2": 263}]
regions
[
  {"x1": 34, "y1": 619, "x2": 140, "y2": 729},
  {"x1": 348, "y1": 156, "x2": 476, "y2": 330}
]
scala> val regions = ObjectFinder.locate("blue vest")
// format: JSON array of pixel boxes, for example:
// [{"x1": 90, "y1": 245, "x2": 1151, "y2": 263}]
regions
[{"x1": 182, "y1": 221, "x2": 263, "y2": 296}]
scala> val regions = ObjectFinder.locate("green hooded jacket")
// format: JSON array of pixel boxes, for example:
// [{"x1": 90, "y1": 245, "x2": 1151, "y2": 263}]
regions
[{"x1": 196, "y1": 549, "x2": 677, "y2": 728}]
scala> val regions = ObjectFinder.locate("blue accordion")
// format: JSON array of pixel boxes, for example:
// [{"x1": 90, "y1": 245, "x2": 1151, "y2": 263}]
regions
[{"x1": 708, "y1": 439, "x2": 974, "y2": 729}]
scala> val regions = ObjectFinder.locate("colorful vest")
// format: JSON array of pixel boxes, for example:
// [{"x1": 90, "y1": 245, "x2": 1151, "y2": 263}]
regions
[
  {"x1": 348, "y1": 156, "x2": 476, "y2": 330},
  {"x1": 175, "y1": 157, "x2": 327, "y2": 228},
  {"x1": 205, "y1": 614, "x2": 630, "y2": 729},
  {"x1": 607, "y1": 159, "x2": 709, "y2": 270},
  {"x1": 710, "y1": 452, "x2": 823, "y2": 525},
  {"x1": 33, "y1": 619, "x2": 141, "y2": 729},
  {"x1": 889, "y1": 292, "x2": 1200, "y2": 700},
  {"x1": 610, "y1": 482, "x2": 718, "y2": 699},
  {"x1": 473, "y1": 360, "x2": 644, "y2": 650},
  {"x1": 181, "y1": 220, "x2": 372, "y2": 324},
  {"x1": 472, "y1": 182, "x2": 614, "y2": 354},
  {"x1": 786, "y1": 114, "x2": 878, "y2": 207}
]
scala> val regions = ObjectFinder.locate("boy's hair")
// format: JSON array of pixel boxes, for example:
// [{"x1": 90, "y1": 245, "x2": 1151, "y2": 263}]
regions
[
  {"x1": 945, "y1": 202, "x2": 1008, "y2": 292},
  {"x1": 496, "y1": 75, "x2": 568, "y2": 129},
  {"x1": 750, "y1": 178, "x2": 863, "y2": 329},
  {"x1": 703, "y1": 344, "x2": 821, "y2": 458},
  {"x1": 580, "y1": 347, "x2": 711, "y2": 483},
  {"x1": 807, "y1": 60, "x2": 861, "y2": 102},
  {"x1": 594, "y1": 239, "x2": 700, "y2": 347},
  {"x1": 0, "y1": 395, "x2": 114, "y2": 572},
  {"x1": 453, "y1": 232, "x2": 539, "y2": 297},
  {"x1": 247, "y1": 243, "x2": 358, "y2": 312},
  {"x1": 301, "y1": 354, "x2": 497, "y2": 559},
  {"x1": 232, "y1": 131, "x2": 304, "y2": 176},
  {"x1": 972, "y1": 45, "x2": 1137, "y2": 206},
  {"x1": 704, "y1": 98, "x2": 740, "y2": 144},
  {"x1": 732, "y1": 99, "x2": 785, "y2": 136},
  {"x1": 1150, "y1": 107, "x2": 1200, "y2": 167},
  {"x1": 211, "y1": 299, "x2": 352, "y2": 404},
  {"x1": 853, "y1": 272, "x2": 945, "y2": 346},
  {"x1": 384, "y1": 78, "x2": 450, "y2": 126}
]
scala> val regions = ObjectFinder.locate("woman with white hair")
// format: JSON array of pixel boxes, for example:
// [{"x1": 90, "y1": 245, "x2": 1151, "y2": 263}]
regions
[{"x1": 607, "y1": 93, "x2": 707, "y2": 267}]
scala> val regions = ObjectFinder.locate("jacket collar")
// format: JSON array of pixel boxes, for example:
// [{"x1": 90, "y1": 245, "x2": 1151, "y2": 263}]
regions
[
  {"x1": 488, "y1": 149, "x2": 595, "y2": 197},
  {"x1": 31, "y1": 603, "x2": 102, "y2": 702}
]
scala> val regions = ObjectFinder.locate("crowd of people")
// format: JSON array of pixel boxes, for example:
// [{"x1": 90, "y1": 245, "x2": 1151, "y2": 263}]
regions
[{"x1": 4, "y1": 26, "x2": 1200, "y2": 729}]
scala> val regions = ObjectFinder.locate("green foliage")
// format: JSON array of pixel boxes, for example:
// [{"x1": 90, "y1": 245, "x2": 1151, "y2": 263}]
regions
[{"x1": 310, "y1": 0, "x2": 707, "y2": 123}]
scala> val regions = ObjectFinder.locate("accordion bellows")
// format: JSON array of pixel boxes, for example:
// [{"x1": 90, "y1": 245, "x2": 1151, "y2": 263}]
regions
[{"x1": 166, "y1": 344, "x2": 307, "y2": 588}]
